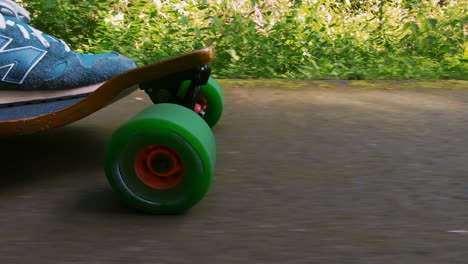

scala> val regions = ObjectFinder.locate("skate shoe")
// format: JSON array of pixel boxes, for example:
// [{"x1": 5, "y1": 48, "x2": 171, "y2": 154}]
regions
[{"x1": 0, "y1": 0, "x2": 137, "y2": 106}]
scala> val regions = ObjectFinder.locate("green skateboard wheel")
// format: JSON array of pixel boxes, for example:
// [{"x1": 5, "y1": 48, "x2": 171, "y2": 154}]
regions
[
  {"x1": 105, "y1": 103, "x2": 216, "y2": 214},
  {"x1": 180, "y1": 77, "x2": 224, "y2": 128}
]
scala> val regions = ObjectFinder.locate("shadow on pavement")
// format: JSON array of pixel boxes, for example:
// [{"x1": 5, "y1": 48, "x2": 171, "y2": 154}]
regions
[{"x1": 1, "y1": 126, "x2": 106, "y2": 187}]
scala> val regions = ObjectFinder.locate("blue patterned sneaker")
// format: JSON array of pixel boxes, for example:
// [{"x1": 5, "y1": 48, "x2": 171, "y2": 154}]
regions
[{"x1": 0, "y1": 0, "x2": 137, "y2": 105}]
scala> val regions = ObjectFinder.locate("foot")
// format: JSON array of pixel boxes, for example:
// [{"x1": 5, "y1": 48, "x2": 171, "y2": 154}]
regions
[{"x1": 0, "y1": 1, "x2": 137, "y2": 105}]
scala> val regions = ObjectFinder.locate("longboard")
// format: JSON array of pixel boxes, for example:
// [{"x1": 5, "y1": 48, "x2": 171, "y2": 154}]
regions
[
  {"x1": 0, "y1": 47, "x2": 215, "y2": 136},
  {"x1": 0, "y1": 46, "x2": 224, "y2": 214}
]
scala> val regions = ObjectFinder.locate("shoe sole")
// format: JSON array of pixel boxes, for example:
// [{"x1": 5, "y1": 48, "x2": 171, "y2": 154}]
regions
[{"x1": 0, "y1": 82, "x2": 103, "y2": 108}]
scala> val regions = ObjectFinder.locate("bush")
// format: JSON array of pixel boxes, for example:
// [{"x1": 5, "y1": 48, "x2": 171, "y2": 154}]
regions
[{"x1": 20, "y1": 0, "x2": 467, "y2": 80}]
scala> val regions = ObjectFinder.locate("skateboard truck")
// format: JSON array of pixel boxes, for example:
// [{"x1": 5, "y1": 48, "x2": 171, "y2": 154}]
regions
[
  {"x1": 140, "y1": 65, "x2": 211, "y2": 118},
  {"x1": 181, "y1": 65, "x2": 211, "y2": 117}
]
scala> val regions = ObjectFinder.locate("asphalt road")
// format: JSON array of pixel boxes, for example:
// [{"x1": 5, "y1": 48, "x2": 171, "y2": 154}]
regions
[{"x1": 1, "y1": 80, "x2": 467, "y2": 263}]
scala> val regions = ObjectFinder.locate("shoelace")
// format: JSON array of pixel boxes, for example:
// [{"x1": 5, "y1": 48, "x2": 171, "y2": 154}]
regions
[
  {"x1": 0, "y1": 0, "x2": 30, "y2": 23},
  {"x1": 0, "y1": 9, "x2": 70, "y2": 52}
]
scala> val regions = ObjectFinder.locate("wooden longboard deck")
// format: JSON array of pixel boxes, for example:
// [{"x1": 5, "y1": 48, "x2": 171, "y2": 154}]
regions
[{"x1": 0, "y1": 47, "x2": 215, "y2": 136}]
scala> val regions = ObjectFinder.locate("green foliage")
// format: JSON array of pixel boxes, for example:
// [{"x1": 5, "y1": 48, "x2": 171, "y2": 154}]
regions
[{"x1": 19, "y1": 0, "x2": 467, "y2": 80}]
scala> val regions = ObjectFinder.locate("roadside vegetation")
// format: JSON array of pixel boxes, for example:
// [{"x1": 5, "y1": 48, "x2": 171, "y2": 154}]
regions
[{"x1": 21, "y1": 0, "x2": 467, "y2": 80}]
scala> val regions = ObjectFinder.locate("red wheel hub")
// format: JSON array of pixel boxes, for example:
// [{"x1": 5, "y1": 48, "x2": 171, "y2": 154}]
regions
[
  {"x1": 134, "y1": 145, "x2": 183, "y2": 189},
  {"x1": 194, "y1": 95, "x2": 208, "y2": 117},
  {"x1": 198, "y1": 95, "x2": 208, "y2": 112}
]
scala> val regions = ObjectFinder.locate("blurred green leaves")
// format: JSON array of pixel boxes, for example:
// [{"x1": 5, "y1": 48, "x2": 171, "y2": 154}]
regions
[{"x1": 20, "y1": 0, "x2": 467, "y2": 80}]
